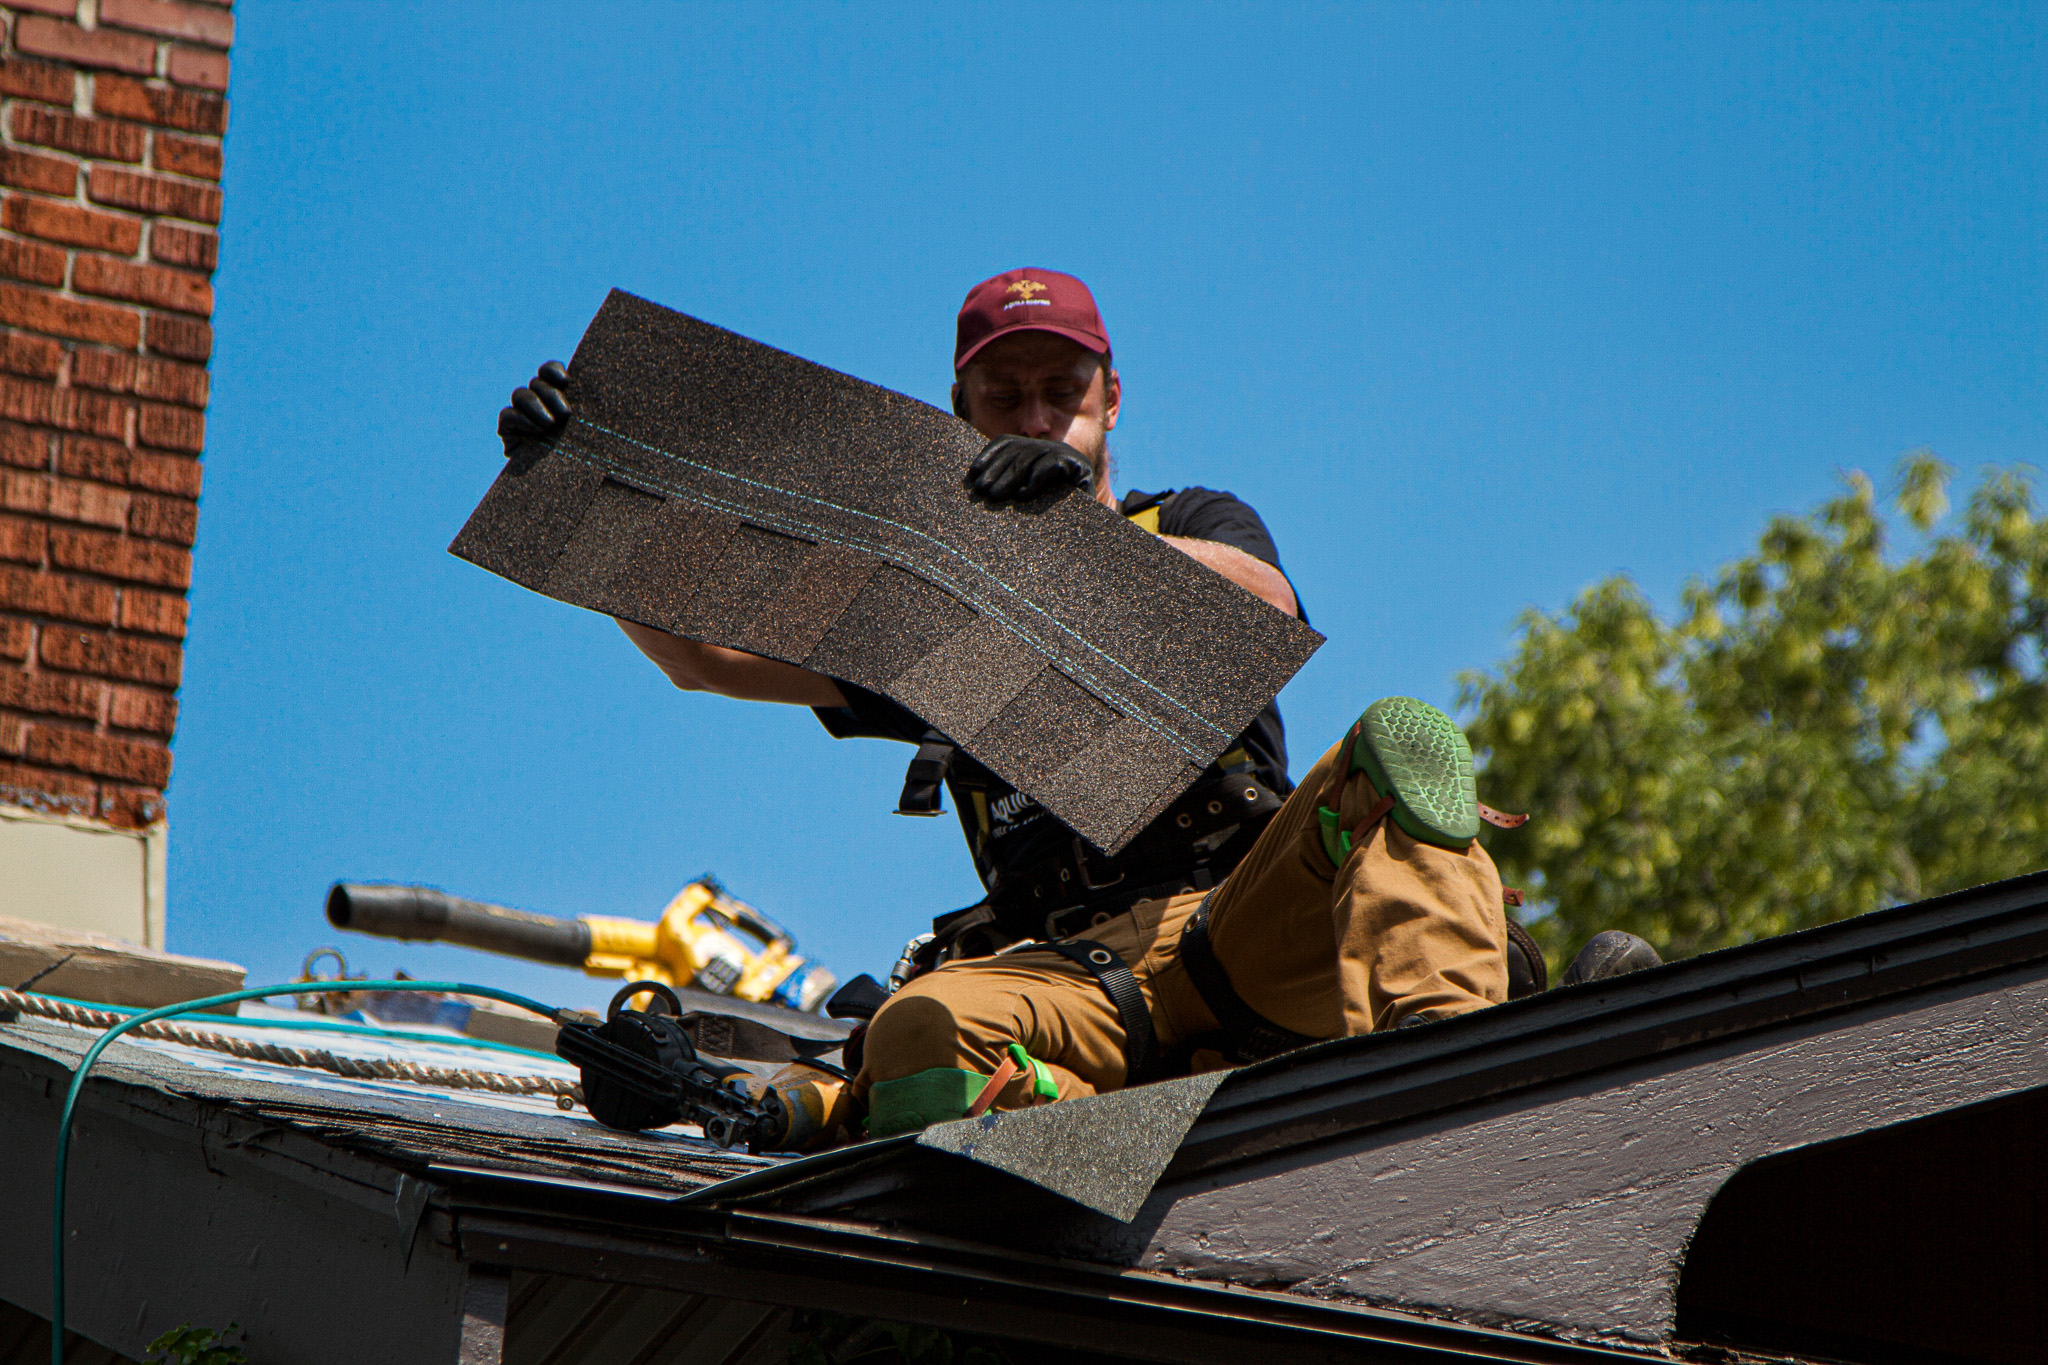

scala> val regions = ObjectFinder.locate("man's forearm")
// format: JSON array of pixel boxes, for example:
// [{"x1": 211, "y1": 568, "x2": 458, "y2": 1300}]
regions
[
  {"x1": 617, "y1": 619, "x2": 848, "y2": 707},
  {"x1": 1159, "y1": 536, "x2": 1300, "y2": 617}
]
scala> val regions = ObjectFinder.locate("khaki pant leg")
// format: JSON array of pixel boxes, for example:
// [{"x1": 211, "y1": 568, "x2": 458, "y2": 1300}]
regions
[
  {"x1": 1328, "y1": 760, "x2": 1507, "y2": 1032},
  {"x1": 1197, "y1": 739, "x2": 1356, "y2": 1038},
  {"x1": 853, "y1": 951, "x2": 1126, "y2": 1110},
  {"x1": 1197, "y1": 736, "x2": 1508, "y2": 1039}
]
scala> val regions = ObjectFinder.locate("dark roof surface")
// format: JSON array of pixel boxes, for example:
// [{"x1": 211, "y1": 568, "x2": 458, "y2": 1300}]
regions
[
  {"x1": 1, "y1": 1012, "x2": 1654, "y2": 1365},
  {"x1": 13, "y1": 869, "x2": 2048, "y2": 1363},
  {"x1": 2, "y1": 1017, "x2": 767, "y2": 1192},
  {"x1": 685, "y1": 866, "x2": 2048, "y2": 1226}
]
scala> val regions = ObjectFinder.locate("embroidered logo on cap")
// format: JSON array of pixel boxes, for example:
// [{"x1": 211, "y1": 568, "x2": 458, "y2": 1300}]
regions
[{"x1": 1003, "y1": 278, "x2": 1052, "y2": 310}]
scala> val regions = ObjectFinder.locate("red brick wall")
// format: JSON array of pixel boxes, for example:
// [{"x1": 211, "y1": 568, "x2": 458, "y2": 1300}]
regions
[{"x1": 0, "y1": 0, "x2": 227, "y2": 829}]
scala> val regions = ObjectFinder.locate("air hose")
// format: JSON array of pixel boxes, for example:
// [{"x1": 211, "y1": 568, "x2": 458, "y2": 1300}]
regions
[{"x1": 45, "y1": 980, "x2": 567, "y2": 1365}]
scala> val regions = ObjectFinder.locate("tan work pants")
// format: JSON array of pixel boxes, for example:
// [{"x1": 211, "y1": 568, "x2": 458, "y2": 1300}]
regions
[{"x1": 853, "y1": 735, "x2": 1508, "y2": 1110}]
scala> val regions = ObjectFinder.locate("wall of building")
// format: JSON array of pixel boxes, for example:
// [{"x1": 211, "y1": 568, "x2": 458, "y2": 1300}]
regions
[{"x1": 0, "y1": 0, "x2": 228, "y2": 944}]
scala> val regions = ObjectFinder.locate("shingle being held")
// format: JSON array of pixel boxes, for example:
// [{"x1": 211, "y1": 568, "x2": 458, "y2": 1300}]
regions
[{"x1": 451, "y1": 291, "x2": 1323, "y2": 853}]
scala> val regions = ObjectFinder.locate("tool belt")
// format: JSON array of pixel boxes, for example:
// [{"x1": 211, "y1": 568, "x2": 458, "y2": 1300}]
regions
[{"x1": 983, "y1": 768, "x2": 1285, "y2": 941}]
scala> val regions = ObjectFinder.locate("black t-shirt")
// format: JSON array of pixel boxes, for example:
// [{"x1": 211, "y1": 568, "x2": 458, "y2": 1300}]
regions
[{"x1": 814, "y1": 487, "x2": 1298, "y2": 902}]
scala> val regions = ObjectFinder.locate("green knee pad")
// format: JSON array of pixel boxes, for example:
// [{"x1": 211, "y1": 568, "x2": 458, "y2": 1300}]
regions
[
  {"x1": 866, "y1": 1044, "x2": 1058, "y2": 1138},
  {"x1": 1320, "y1": 696, "x2": 1480, "y2": 865}
]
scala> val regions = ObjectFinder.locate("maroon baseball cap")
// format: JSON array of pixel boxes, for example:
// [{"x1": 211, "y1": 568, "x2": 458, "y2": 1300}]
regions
[{"x1": 953, "y1": 268, "x2": 1112, "y2": 372}]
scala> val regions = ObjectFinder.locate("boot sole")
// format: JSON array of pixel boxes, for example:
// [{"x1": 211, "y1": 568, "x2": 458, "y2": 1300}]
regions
[{"x1": 1354, "y1": 697, "x2": 1480, "y2": 849}]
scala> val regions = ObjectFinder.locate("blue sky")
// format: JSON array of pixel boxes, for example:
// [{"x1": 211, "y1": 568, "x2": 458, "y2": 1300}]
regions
[{"x1": 174, "y1": 3, "x2": 2045, "y2": 1007}]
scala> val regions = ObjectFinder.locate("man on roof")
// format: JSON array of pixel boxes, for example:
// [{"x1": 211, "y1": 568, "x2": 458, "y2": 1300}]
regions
[
  {"x1": 504, "y1": 270, "x2": 1308, "y2": 969},
  {"x1": 498, "y1": 269, "x2": 1639, "y2": 1150}
]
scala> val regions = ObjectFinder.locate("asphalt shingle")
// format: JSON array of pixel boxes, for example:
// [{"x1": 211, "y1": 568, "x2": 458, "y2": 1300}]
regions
[{"x1": 451, "y1": 291, "x2": 1323, "y2": 852}]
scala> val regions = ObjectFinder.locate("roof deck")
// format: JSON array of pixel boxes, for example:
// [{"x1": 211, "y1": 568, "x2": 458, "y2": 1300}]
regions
[{"x1": 5, "y1": 869, "x2": 2046, "y2": 1362}]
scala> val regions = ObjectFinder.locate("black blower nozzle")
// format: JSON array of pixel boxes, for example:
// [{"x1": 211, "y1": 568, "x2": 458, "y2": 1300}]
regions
[{"x1": 325, "y1": 883, "x2": 592, "y2": 967}]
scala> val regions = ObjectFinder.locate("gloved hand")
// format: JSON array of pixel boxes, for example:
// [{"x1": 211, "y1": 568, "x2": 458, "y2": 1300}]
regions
[
  {"x1": 497, "y1": 360, "x2": 572, "y2": 454},
  {"x1": 964, "y1": 436, "x2": 1095, "y2": 503}
]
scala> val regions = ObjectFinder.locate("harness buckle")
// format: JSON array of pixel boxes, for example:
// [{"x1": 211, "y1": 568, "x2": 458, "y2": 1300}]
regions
[
  {"x1": 894, "y1": 730, "x2": 955, "y2": 817},
  {"x1": 1043, "y1": 901, "x2": 1116, "y2": 941},
  {"x1": 1073, "y1": 837, "x2": 1125, "y2": 891}
]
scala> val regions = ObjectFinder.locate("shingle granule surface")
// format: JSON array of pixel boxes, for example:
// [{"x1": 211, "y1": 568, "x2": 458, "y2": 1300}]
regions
[{"x1": 451, "y1": 290, "x2": 1323, "y2": 852}]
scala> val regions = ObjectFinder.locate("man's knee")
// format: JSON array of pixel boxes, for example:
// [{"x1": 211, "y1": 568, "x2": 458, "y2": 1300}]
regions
[{"x1": 862, "y1": 984, "x2": 981, "y2": 1083}]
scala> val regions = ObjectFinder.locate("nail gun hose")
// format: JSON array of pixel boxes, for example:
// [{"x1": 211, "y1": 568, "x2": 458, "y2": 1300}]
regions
[
  {"x1": 326, "y1": 883, "x2": 593, "y2": 966},
  {"x1": 49, "y1": 979, "x2": 565, "y2": 1365}
]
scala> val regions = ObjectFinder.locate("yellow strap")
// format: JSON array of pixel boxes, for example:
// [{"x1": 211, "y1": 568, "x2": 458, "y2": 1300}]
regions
[{"x1": 1127, "y1": 504, "x2": 1162, "y2": 535}]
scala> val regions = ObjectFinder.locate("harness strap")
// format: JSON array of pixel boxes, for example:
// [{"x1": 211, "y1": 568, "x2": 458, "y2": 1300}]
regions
[
  {"x1": 1046, "y1": 938, "x2": 1157, "y2": 1083},
  {"x1": 1176, "y1": 894, "x2": 1319, "y2": 1063},
  {"x1": 895, "y1": 730, "x2": 955, "y2": 816},
  {"x1": 966, "y1": 1053, "x2": 1020, "y2": 1117},
  {"x1": 1479, "y1": 802, "x2": 1528, "y2": 829},
  {"x1": 1503, "y1": 916, "x2": 1549, "y2": 995}
]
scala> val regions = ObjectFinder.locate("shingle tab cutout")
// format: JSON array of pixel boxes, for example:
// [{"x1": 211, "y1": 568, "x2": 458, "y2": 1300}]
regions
[{"x1": 451, "y1": 290, "x2": 1324, "y2": 853}]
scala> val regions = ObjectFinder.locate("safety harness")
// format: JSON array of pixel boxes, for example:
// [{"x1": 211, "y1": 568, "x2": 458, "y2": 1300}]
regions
[
  {"x1": 899, "y1": 718, "x2": 1538, "y2": 1096},
  {"x1": 892, "y1": 490, "x2": 1287, "y2": 946},
  {"x1": 1045, "y1": 938, "x2": 1158, "y2": 1082},
  {"x1": 1174, "y1": 893, "x2": 1317, "y2": 1063},
  {"x1": 989, "y1": 753, "x2": 1283, "y2": 936},
  {"x1": 900, "y1": 735, "x2": 1286, "y2": 958},
  {"x1": 1173, "y1": 717, "x2": 1532, "y2": 1063}
]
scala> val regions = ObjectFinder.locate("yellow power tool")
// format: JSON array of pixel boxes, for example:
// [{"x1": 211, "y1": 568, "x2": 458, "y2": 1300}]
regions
[{"x1": 324, "y1": 877, "x2": 839, "y2": 1012}]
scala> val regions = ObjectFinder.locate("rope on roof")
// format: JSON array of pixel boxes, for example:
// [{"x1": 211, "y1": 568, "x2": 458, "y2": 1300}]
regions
[{"x1": 0, "y1": 988, "x2": 583, "y2": 1106}]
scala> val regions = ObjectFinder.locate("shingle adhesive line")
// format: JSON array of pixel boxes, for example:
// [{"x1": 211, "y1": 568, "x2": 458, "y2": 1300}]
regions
[{"x1": 451, "y1": 291, "x2": 1323, "y2": 853}]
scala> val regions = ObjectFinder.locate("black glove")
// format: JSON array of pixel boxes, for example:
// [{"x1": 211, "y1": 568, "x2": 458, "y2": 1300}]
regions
[
  {"x1": 964, "y1": 436, "x2": 1095, "y2": 503},
  {"x1": 497, "y1": 360, "x2": 572, "y2": 454}
]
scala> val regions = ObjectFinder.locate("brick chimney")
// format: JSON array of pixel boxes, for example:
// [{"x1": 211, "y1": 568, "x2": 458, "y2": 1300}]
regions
[{"x1": 0, "y1": 0, "x2": 228, "y2": 947}]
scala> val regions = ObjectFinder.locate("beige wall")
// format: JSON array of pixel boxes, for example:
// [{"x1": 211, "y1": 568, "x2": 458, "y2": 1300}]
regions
[{"x1": 0, "y1": 802, "x2": 165, "y2": 947}]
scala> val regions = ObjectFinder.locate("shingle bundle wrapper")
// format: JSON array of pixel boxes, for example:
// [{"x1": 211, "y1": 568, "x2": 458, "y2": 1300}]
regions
[{"x1": 451, "y1": 291, "x2": 1324, "y2": 853}]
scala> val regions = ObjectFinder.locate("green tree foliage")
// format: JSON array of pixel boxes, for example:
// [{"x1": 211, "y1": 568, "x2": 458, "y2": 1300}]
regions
[
  {"x1": 1461, "y1": 454, "x2": 2048, "y2": 972},
  {"x1": 143, "y1": 1324, "x2": 245, "y2": 1365}
]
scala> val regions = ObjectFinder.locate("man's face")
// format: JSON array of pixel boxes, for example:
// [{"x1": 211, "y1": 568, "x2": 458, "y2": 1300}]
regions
[{"x1": 954, "y1": 331, "x2": 1120, "y2": 500}]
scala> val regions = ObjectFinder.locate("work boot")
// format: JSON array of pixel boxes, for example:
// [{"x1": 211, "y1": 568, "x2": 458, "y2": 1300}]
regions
[
  {"x1": 1558, "y1": 930, "x2": 1662, "y2": 988},
  {"x1": 1321, "y1": 697, "x2": 1482, "y2": 866}
]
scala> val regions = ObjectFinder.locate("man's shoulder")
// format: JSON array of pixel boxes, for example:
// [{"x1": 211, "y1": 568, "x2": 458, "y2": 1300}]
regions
[
  {"x1": 1165, "y1": 485, "x2": 1265, "y2": 521},
  {"x1": 1124, "y1": 486, "x2": 1281, "y2": 568},
  {"x1": 1119, "y1": 488, "x2": 1173, "y2": 517},
  {"x1": 1120, "y1": 485, "x2": 1267, "y2": 524}
]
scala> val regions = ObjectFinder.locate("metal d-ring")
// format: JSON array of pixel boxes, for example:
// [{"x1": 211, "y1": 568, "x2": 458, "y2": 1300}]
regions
[{"x1": 608, "y1": 980, "x2": 683, "y2": 1020}]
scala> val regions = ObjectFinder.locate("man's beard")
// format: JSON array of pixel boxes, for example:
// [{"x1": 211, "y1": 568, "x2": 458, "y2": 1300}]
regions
[{"x1": 1070, "y1": 434, "x2": 1113, "y2": 495}]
